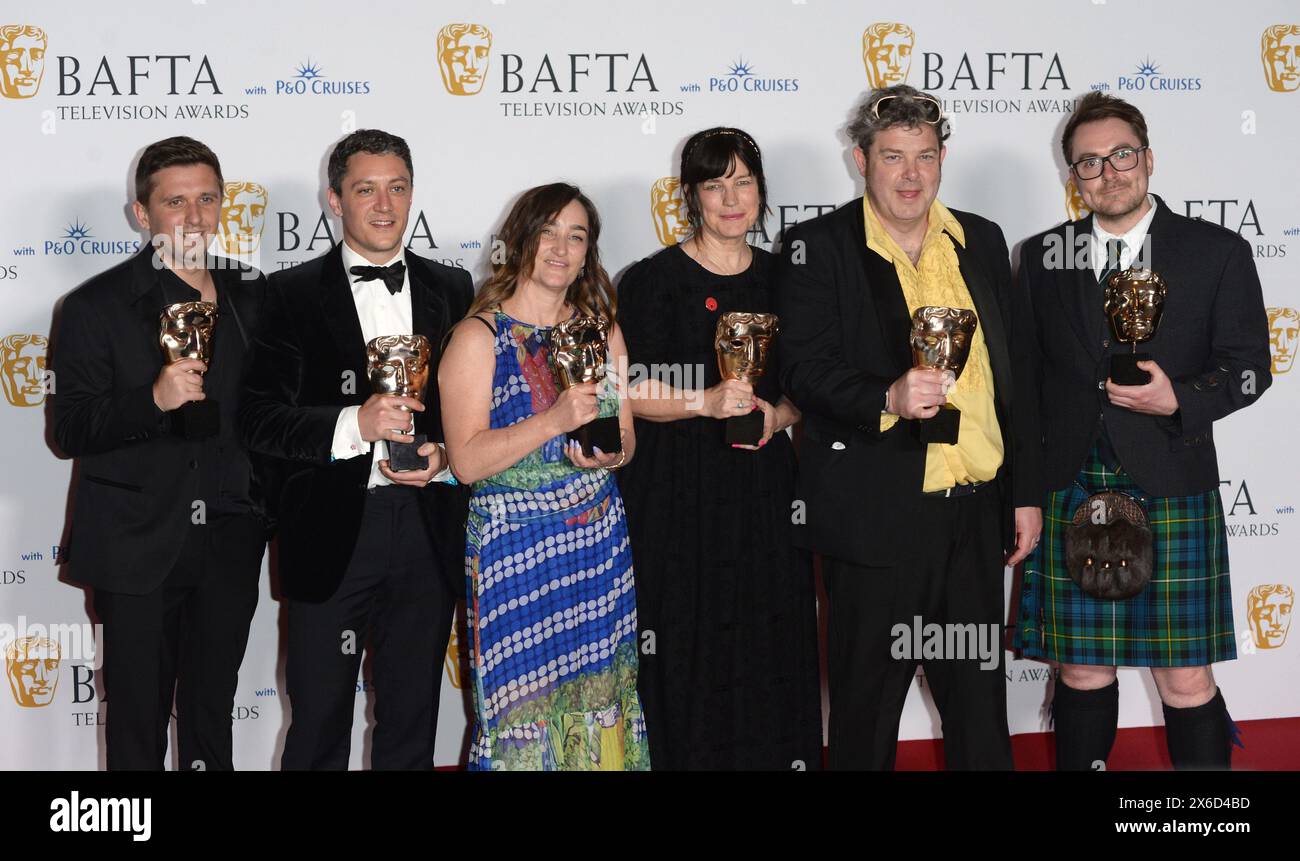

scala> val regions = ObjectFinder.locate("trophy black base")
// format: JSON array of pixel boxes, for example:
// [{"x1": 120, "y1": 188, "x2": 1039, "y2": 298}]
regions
[
  {"x1": 725, "y1": 409, "x2": 765, "y2": 446},
  {"x1": 569, "y1": 415, "x2": 621, "y2": 458},
  {"x1": 916, "y1": 406, "x2": 961, "y2": 445},
  {"x1": 170, "y1": 400, "x2": 220, "y2": 440},
  {"x1": 388, "y1": 434, "x2": 429, "y2": 472},
  {"x1": 1110, "y1": 352, "x2": 1152, "y2": 386}
]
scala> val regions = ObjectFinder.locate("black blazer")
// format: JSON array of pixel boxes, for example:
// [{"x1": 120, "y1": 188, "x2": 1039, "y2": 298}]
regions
[
  {"x1": 776, "y1": 198, "x2": 1038, "y2": 567},
  {"x1": 239, "y1": 243, "x2": 473, "y2": 603},
  {"x1": 1017, "y1": 195, "x2": 1272, "y2": 498},
  {"x1": 51, "y1": 247, "x2": 267, "y2": 594}
]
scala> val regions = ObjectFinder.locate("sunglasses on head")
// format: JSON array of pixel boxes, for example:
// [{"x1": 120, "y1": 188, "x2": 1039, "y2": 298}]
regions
[{"x1": 871, "y1": 93, "x2": 943, "y2": 124}]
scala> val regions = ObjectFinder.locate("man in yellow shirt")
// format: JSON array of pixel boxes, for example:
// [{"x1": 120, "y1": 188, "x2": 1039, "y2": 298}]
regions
[{"x1": 777, "y1": 85, "x2": 1042, "y2": 770}]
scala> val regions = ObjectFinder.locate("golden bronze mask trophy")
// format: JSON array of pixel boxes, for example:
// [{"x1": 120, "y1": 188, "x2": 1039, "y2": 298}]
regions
[
  {"x1": 909, "y1": 306, "x2": 977, "y2": 444},
  {"x1": 366, "y1": 334, "x2": 432, "y2": 471},
  {"x1": 159, "y1": 301, "x2": 219, "y2": 439},
  {"x1": 549, "y1": 316, "x2": 621, "y2": 457},
  {"x1": 1103, "y1": 268, "x2": 1168, "y2": 385},
  {"x1": 715, "y1": 312, "x2": 778, "y2": 446}
]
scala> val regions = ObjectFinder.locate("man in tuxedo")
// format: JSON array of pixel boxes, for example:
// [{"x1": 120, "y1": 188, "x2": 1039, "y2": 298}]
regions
[
  {"x1": 240, "y1": 129, "x2": 472, "y2": 770},
  {"x1": 50, "y1": 136, "x2": 268, "y2": 770},
  {"x1": 1013, "y1": 92, "x2": 1272, "y2": 770},
  {"x1": 776, "y1": 85, "x2": 1041, "y2": 770}
]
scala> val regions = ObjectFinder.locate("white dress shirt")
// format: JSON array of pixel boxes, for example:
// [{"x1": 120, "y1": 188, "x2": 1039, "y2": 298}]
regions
[
  {"x1": 1091, "y1": 193, "x2": 1158, "y2": 280},
  {"x1": 330, "y1": 241, "x2": 453, "y2": 486}
]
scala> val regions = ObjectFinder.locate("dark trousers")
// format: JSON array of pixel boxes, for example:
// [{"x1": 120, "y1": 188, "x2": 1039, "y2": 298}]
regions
[
  {"x1": 93, "y1": 513, "x2": 265, "y2": 771},
  {"x1": 822, "y1": 486, "x2": 1013, "y2": 770},
  {"x1": 281, "y1": 485, "x2": 455, "y2": 770}
]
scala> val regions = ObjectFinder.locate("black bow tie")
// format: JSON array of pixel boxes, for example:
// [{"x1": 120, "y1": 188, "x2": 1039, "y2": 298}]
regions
[{"x1": 350, "y1": 261, "x2": 406, "y2": 295}]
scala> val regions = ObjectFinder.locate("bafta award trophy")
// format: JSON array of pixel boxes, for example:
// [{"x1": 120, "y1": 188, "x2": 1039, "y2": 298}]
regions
[
  {"x1": 1104, "y1": 268, "x2": 1167, "y2": 386},
  {"x1": 715, "y1": 311, "x2": 779, "y2": 446},
  {"x1": 910, "y1": 306, "x2": 977, "y2": 445},
  {"x1": 366, "y1": 334, "x2": 432, "y2": 472},
  {"x1": 159, "y1": 301, "x2": 219, "y2": 439},
  {"x1": 550, "y1": 316, "x2": 621, "y2": 457}
]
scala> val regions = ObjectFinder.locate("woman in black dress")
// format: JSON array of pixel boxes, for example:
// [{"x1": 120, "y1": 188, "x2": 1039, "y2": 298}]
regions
[{"x1": 617, "y1": 127, "x2": 822, "y2": 770}]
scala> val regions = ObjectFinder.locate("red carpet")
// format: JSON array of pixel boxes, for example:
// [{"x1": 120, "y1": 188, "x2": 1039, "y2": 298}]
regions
[
  {"x1": 894, "y1": 716, "x2": 1300, "y2": 771},
  {"x1": 435, "y1": 717, "x2": 1299, "y2": 770}
]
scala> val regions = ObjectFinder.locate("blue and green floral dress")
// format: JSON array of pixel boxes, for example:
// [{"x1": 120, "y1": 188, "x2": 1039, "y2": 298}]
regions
[{"x1": 465, "y1": 308, "x2": 649, "y2": 770}]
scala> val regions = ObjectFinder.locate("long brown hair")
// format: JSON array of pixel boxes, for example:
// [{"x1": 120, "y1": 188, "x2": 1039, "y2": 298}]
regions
[{"x1": 467, "y1": 183, "x2": 615, "y2": 321}]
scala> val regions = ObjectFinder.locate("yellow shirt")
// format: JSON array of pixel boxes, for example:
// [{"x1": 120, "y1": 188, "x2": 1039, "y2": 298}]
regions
[{"x1": 865, "y1": 196, "x2": 1004, "y2": 493}]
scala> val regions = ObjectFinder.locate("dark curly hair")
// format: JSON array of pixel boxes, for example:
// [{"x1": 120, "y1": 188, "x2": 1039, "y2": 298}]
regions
[
  {"x1": 846, "y1": 84, "x2": 951, "y2": 153},
  {"x1": 327, "y1": 129, "x2": 414, "y2": 195}
]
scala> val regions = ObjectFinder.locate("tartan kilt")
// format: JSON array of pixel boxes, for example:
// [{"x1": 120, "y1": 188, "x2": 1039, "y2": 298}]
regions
[{"x1": 1013, "y1": 446, "x2": 1237, "y2": 667}]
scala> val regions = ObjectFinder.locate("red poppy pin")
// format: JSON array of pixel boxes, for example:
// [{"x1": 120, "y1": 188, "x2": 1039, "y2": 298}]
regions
[{"x1": 705, "y1": 296, "x2": 718, "y2": 311}]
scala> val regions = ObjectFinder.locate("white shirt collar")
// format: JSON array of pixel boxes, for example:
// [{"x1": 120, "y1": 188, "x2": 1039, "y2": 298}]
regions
[{"x1": 1092, "y1": 194, "x2": 1157, "y2": 271}]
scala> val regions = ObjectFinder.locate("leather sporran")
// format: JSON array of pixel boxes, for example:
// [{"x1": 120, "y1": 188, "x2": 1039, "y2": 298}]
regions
[{"x1": 1064, "y1": 491, "x2": 1154, "y2": 600}]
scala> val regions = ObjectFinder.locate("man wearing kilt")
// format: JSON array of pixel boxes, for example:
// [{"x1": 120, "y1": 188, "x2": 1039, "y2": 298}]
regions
[{"x1": 1013, "y1": 92, "x2": 1273, "y2": 769}]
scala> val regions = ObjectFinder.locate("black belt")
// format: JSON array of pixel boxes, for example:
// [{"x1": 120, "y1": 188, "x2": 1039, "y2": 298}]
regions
[{"x1": 922, "y1": 480, "x2": 987, "y2": 499}]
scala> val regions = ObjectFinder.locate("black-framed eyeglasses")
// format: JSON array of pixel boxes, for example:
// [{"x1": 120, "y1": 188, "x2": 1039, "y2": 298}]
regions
[
  {"x1": 871, "y1": 93, "x2": 943, "y2": 125},
  {"x1": 1070, "y1": 146, "x2": 1149, "y2": 181}
]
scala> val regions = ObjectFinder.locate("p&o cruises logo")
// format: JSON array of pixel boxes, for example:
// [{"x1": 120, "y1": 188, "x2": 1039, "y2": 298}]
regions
[
  {"x1": 1089, "y1": 56, "x2": 1203, "y2": 95},
  {"x1": 44, "y1": 219, "x2": 140, "y2": 258}
]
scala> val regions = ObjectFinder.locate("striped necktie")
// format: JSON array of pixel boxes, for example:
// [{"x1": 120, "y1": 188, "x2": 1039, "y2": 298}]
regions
[{"x1": 1097, "y1": 238, "x2": 1125, "y2": 289}]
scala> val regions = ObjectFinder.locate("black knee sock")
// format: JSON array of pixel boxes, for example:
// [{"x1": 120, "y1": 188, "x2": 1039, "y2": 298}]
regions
[
  {"x1": 1163, "y1": 687, "x2": 1232, "y2": 771},
  {"x1": 1052, "y1": 678, "x2": 1119, "y2": 771}
]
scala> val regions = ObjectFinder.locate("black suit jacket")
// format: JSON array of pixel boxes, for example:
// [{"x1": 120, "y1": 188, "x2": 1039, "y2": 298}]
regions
[
  {"x1": 776, "y1": 198, "x2": 1038, "y2": 567},
  {"x1": 1017, "y1": 195, "x2": 1272, "y2": 498},
  {"x1": 239, "y1": 243, "x2": 473, "y2": 603},
  {"x1": 51, "y1": 247, "x2": 267, "y2": 594}
]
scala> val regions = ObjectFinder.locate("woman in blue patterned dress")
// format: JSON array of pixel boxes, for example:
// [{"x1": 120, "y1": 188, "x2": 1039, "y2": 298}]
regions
[{"x1": 439, "y1": 183, "x2": 648, "y2": 770}]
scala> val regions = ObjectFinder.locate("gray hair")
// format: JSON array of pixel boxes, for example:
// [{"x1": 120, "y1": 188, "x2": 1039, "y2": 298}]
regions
[{"x1": 846, "y1": 84, "x2": 951, "y2": 153}]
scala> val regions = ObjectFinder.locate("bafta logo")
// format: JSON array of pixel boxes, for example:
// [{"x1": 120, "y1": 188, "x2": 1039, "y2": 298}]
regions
[
  {"x1": 650, "y1": 176, "x2": 690, "y2": 247},
  {"x1": 1247, "y1": 584, "x2": 1293, "y2": 649},
  {"x1": 444, "y1": 627, "x2": 464, "y2": 690},
  {"x1": 1261, "y1": 25, "x2": 1300, "y2": 92},
  {"x1": 437, "y1": 23, "x2": 492, "y2": 96},
  {"x1": 1065, "y1": 177, "x2": 1090, "y2": 221},
  {"x1": 862, "y1": 22, "x2": 915, "y2": 88},
  {"x1": 219, "y1": 181, "x2": 268, "y2": 255},
  {"x1": 910, "y1": 306, "x2": 977, "y2": 444},
  {"x1": 1267, "y1": 307, "x2": 1298, "y2": 374},
  {"x1": 550, "y1": 316, "x2": 622, "y2": 456},
  {"x1": 1104, "y1": 269, "x2": 1168, "y2": 385},
  {"x1": 1, "y1": 333, "x2": 47, "y2": 407},
  {"x1": 160, "y1": 302, "x2": 220, "y2": 438},
  {"x1": 6, "y1": 636, "x2": 60, "y2": 708},
  {"x1": 367, "y1": 334, "x2": 432, "y2": 471},
  {"x1": 0, "y1": 25, "x2": 46, "y2": 100},
  {"x1": 716, "y1": 312, "x2": 778, "y2": 446}
]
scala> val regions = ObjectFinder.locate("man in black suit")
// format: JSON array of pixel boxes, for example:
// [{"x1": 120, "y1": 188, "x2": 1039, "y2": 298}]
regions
[
  {"x1": 240, "y1": 129, "x2": 472, "y2": 770},
  {"x1": 1013, "y1": 93, "x2": 1271, "y2": 770},
  {"x1": 51, "y1": 136, "x2": 268, "y2": 770},
  {"x1": 777, "y1": 85, "x2": 1041, "y2": 770}
]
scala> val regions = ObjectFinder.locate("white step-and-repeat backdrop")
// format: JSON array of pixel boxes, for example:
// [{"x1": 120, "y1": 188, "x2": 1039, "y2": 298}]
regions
[{"x1": 1, "y1": 0, "x2": 1295, "y2": 768}]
